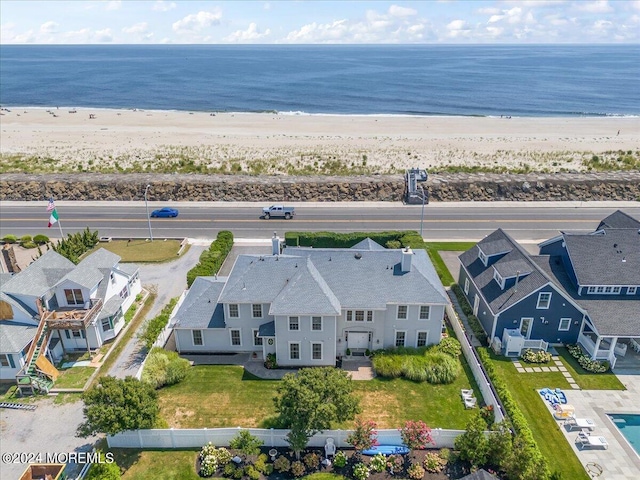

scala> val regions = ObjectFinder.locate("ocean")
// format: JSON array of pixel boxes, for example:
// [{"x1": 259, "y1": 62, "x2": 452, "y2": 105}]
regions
[{"x1": 0, "y1": 44, "x2": 638, "y2": 117}]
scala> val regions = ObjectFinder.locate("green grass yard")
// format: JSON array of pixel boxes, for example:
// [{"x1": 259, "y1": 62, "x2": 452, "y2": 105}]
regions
[
  {"x1": 88, "y1": 239, "x2": 185, "y2": 263},
  {"x1": 555, "y1": 347, "x2": 625, "y2": 390},
  {"x1": 53, "y1": 366, "x2": 96, "y2": 389},
  {"x1": 423, "y1": 242, "x2": 475, "y2": 286},
  {"x1": 158, "y1": 364, "x2": 478, "y2": 430},
  {"x1": 110, "y1": 448, "x2": 201, "y2": 480}
]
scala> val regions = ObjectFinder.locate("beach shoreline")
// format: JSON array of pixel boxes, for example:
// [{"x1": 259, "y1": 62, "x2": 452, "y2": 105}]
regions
[{"x1": 1, "y1": 107, "x2": 638, "y2": 175}]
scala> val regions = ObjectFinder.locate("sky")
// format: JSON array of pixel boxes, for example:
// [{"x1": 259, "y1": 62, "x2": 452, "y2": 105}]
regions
[{"x1": 1, "y1": 0, "x2": 639, "y2": 45}]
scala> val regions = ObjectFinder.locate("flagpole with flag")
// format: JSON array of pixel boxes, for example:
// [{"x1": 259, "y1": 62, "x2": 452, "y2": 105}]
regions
[{"x1": 47, "y1": 198, "x2": 64, "y2": 238}]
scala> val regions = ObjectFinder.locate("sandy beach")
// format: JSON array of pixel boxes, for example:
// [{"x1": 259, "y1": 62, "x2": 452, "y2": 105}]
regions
[{"x1": 1, "y1": 108, "x2": 638, "y2": 174}]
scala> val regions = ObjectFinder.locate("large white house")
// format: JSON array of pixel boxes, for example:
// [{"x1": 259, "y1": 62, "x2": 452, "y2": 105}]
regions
[
  {"x1": 172, "y1": 237, "x2": 450, "y2": 366},
  {"x1": 0, "y1": 248, "x2": 141, "y2": 391}
]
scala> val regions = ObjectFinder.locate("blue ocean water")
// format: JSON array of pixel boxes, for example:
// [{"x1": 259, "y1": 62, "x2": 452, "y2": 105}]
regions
[{"x1": 0, "y1": 45, "x2": 638, "y2": 117}]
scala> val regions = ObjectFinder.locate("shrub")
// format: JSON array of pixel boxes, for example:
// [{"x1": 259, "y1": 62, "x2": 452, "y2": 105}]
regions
[
  {"x1": 264, "y1": 464, "x2": 273, "y2": 475},
  {"x1": 386, "y1": 455, "x2": 404, "y2": 473},
  {"x1": 386, "y1": 240, "x2": 401, "y2": 249},
  {"x1": 290, "y1": 461, "x2": 306, "y2": 477},
  {"x1": 303, "y1": 452, "x2": 320, "y2": 470},
  {"x1": 451, "y1": 284, "x2": 489, "y2": 345},
  {"x1": 165, "y1": 355, "x2": 190, "y2": 385},
  {"x1": 85, "y1": 452, "x2": 121, "y2": 480},
  {"x1": 139, "y1": 298, "x2": 179, "y2": 351},
  {"x1": 333, "y1": 451, "x2": 347, "y2": 468},
  {"x1": 245, "y1": 465, "x2": 260, "y2": 480},
  {"x1": 352, "y1": 463, "x2": 370, "y2": 480},
  {"x1": 200, "y1": 453, "x2": 218, "y2": 477},
  {"x1": 373, "y1": 348, "x2": 460, "y2": 384},
  {"x1": 423, "y1": 452, "x2": 446, "y2": 473},
  {"x1": 232, "y1": 466, "x2": 244, "y2": 479},
  {"x1": 229, "y1": 429, "x2": 264, "y2": 456},
  {"x1": 19, "y1": 235, "x2": 32, "y2": 244},
  {"x1": 274, "y1": 456, "x2": 290, "y2": 473},
  {"x1": 223, "y1": 463, "x2": 236, "y2": 477},
  {"x1": 22, "y1": 241, "x2": 37, "y2": 249},
  {"x1": 187, "y1": 231, "x2": 234, "y2": 287},
  {"x1": 436, "y1": 337, "x2": 462, "y2": 357},
  {"x1": 439, "y1": 448, "x2": 451, "y2": 462},
  {"x1": 254, "y1": 454, "x2": 268, "y2": 474},
  {"x1": 370, "y1": 453, "x2": 387, "y2": 473},
  {"x1": 372, "y1": 355, "x2": 403, "y2": 378},
  {"x1": 285, "y1": 231, "x2": 424, "y2": 249},
  {"x1": 566, "y1": 344, "x2": 609, "y2": 373},
  {"x1": 141, "y1": 347, "x2": 190, "y2": 389},
  {"x1": 521, "y1": 349, "x2": 552, "y2": 364},
  {"x1": 407, "y1": 463, "x2": 425, "y2": 480},
  {"x1": 400, "y1": 420, "x2": 433, "y2": 450},
  {"x1": 2, "y1": 234, "x2": 17, "y2": 244},
  {"x1": 265, "y1": 353, "x2": 277, "y2": 369},
  {"x1": 49, "y1": 227, "x2": 99, "y2": 263},
  {"x1": 33, "y1": 234, "x2": 50, "y2": 245},
  {"x1": 423, "y1": 352, "x2": 460, "y2": 384}
]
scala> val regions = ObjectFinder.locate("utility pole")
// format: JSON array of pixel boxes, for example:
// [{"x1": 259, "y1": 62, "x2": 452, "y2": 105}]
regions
[{"x1": 144, "y1": 184, "x2": 153, "y2": 241}]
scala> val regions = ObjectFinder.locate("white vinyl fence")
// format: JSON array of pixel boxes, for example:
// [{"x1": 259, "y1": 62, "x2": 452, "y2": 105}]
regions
[
  {"x1": 445, "y1": 292, "x2": 505, "y2": 423},
  {"x1": 107, "y1": 427, "x2": 466, "y2": 450}
]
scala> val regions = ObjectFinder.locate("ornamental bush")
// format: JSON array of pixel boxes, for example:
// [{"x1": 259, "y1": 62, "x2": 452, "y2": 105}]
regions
[
  {"x1": 2, "y1": 234, "x2": 17, "y2": 244},
  {"x1": 451, "y1": 284, "x2": 489, "y2": 345},
  {"x1": 303, "y1": 452, "x2": 320, "y2": 470},
  {"x1": 407, "y1": 463, "x2": 425, "y2": 480},
  {"x1": 187, "y1": 231, "x2": 234, "y2": 287},
  {"x1": 373, "y1": 348, "x2": 460, "y2": 384},
  {"x1": 423, "y1": 452, "x2": 447, "y2": 473},
  {"x1": 273, "y1": 456, "x2": 291, "y2": 473},
  {"x1": 333, "y1": 451, "x2": 347, "y2": 468},
  {"x1": 141, "y1": 347, "x2": 190, "y2": 389},
  {"x1": 521, "y1": 348, "x2": 552, "y2": 364},
  {"x1": 567, "y1": 344, "x2": 609, "y2": 373},
  {"x1": 229, "y1": 429, "x2": 264, "y2": 456},
  {"x1": 223, "y1": 463, "x2": 236, "y2": 477},
  {"x1": 435, "y1": 336, "x2": 462, "y2": 357},
  {"x1": 290, "y1": 461, "x2": 306, "y2": 477},
  {"x1": 33, "y1": 234, "x2": 49, "y2": 245},
  {"x1": 352, "y1": 463, "x2": 370, "y2": 480},
  {"x1": 370, "y1": 453, "x2": 387, "y2": 473},
  {"x1": 245, "y1": 465, "x2": 260, "y2": 480}
]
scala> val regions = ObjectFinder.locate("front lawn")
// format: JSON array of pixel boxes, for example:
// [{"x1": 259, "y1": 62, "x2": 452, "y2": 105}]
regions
[
  {"x1": 158, "y1": 365, "x2": 477, "y2": 430},
  {"x1": 110, "y1": 448, "x2": 201, "y2": 480},
  {"x1": 88, "y1": 239, "x2": 185, "y2": 263},
  {"x1": 555, "y1": 347, "x2": 625, "y2": 390},
  {"x1": 485, "y1": 350, "x2": 588, "y2": 480},
  {"x1": 54, "y1": 366, "x2": 96, "y2": 389}
]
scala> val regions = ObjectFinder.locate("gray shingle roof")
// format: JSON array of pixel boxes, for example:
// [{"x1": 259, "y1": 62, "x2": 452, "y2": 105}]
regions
[
  {"x1": 270, "y1": 258, "x2": 341, "y2": 316},
  {"x1": 477, "y1": 238, "x2": 513, "y2": 256},
  {"x1": 2, "y1": 250, "x2": 74, "y2": 297},
  {"x1": 350, "y1": 238, "x2": 386, "y2": 251},
  {"x1": 564, "y1": 229, "x2": 640, "y2": 285},
  {"x1": 98, "y1": 295, "x2": 125, "y2": 321},
  {"x1": 258, "y1": 321, "x2": 275, "y2": 337},
  {"x1": 459, "y1": 229, "x2": 550, "y2": 314},
  {"x1": 493, "y1": 259, "x2": 533, "y2": 278},
  {"x1": 173, "y1": 277, "x2": 226, "y2": 329},
  {"x1": 460, "y1": 470, "x2": 500, "y2": 480},
  {"x1": 117, "y1": 263, "x2": 139, "y2": 276},
  {"x1": 533, "y1": 256, "x2": 640, "y2": 336},
  {"x1": 1, "y1": 292, "x2": 37, "y2": 319},
  {"x1": 59, "y1": 248, "x2": 122, "y2": 290},
  {"x1": 0, "y1": 320, "x2": 36, "y2": 353},
  {"x1": 597, "y1": 210, "x2": 640, "y2": 230}
]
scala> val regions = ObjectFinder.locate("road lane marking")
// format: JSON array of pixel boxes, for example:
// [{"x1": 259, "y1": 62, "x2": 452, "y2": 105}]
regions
[{"x1": 3, "y1": 218, "x2": 600, "y2": 223}]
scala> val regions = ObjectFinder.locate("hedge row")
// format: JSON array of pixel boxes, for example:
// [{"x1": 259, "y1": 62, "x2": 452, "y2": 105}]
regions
[
  {"x1": 451, "y1": 284, "x2": 489, "y2": 346},
  {"x1": 476, "y1": 347, "x2": 550, "y2": 479},
  {"x1": 139, "y1": 297, "x2": 179, "y2": 350},
  {"x1": 284, "y1": 230, "x2": 425, "y2": 249},
  {"x1": 186, "y1": 230, "x2": 234, "y2": 287}
]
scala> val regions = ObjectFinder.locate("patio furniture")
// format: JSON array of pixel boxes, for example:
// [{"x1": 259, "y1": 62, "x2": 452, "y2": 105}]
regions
[
  {"x1": 553, "y1": 404, "x2": 575, "y2": 420},
  {"x1": 461, "y1": 389, "x2": 474, "y2": 399},
  {"x1": 268, "y1": 449, "x2": 278, "y2": 461},
  {"x1": 565, "y1": 417, "x2": 596, "y2": 431},
  {"x1": 324, "y1": 438, "x2": 336, "y2": 458},
  {"x1": 464, "y1": 396, "x2": 477, "y2": 409},
  {"x1": 576, "y1": 432, "x2": 609, "y2": 450}
]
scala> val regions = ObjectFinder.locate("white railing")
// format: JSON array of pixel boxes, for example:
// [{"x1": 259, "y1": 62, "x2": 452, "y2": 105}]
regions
[
  {"x1": 107, "y1": 427, "x2": 469, "y2": 450},
  {"x1": 523, "y1": 339, "x2": 549, "y2": 351},
  {"x1": 578, "y1": 333, "x2": 612, "y2": 359}
]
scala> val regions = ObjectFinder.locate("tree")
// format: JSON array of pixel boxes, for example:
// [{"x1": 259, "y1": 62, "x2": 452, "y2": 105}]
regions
[
  {"x1": 85, "y1": 452, "x2": 121, "y2": 480},
  {"x1": 77, "y1": 376, "x2": 159, "y2": 437},
  {"x1": 346, "y1": 418, "x2": 379, "y2": 455},
  {"x1": 286, "y1": 422, "x2": 311, "y2": 460},
  {"x1": 502, "y1": 435, "x2": 550, "y2": 480},
  {"x1": 274, "y1": 367, "x2": 361, "y2": 432},
  {"x1": 229, "y1": 429, "x2": 264, "y2": 457},
  {"x1": 487, "y1": 423, "x2": 513, "y2": 470},
  {"x1": 454, "y1": 413, "x2": 489, "y2": 469},
  {"x1": 399, "y1": 420, "x2": 433, "y2": 451}
]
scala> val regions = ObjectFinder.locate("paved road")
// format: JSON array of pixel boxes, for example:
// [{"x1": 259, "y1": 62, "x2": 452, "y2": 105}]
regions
[
  {"x1": 108, "y1": 243, "x2": 206, "y2": 379},
  {"x1": 2, "y1": 201, "x2": 639, "y2": 242}
]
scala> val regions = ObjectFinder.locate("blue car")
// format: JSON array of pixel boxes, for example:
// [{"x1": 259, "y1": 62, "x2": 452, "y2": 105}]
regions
[{"x1": 150, "y1": 207, "x2": 179, "y2": 218}]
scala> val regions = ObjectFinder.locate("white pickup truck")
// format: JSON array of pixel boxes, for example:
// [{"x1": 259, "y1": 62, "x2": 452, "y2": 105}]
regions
[{"x1": 262, "y1": 205, "x2": 295, "y2": 219}]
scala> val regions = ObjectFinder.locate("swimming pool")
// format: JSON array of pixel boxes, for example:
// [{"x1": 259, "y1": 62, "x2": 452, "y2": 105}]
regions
[{"x1": 609, "y1": 414, "x2": 640, "y2": 455}]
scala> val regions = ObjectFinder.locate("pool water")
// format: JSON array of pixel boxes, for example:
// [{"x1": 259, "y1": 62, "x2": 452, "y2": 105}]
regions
[{"x1": 609, "y1": 414, "x2": 640, "y2": 455}]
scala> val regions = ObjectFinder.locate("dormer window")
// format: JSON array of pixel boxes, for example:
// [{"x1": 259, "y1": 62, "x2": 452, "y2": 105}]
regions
[
  {"x1": 628, "y1": 287, "x2": 637, "y2": 295},
  {"x1": 478, "y1": 249, "x2": 488, "y2": 266},
  {"x1": 493, "y1": 269, "x2": 505, "y2": 289}
]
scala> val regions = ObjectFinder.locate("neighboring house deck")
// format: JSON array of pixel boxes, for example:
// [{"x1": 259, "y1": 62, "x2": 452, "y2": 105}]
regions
[
  {"x1": 0, "y1": 248, "x2": 141, "y2": 393},
  {"x1": 459, "y1": 210, "x2": 640, "y2": 368},
  {"x1": 172, "y1": 237, "x2": 450, "y2": 367}
]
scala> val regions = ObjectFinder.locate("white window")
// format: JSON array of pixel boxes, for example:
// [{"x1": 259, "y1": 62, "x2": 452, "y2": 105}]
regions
[
  {"x1": 252, "y1": 304, "x2": 262, "y2": 318},
  {"x1": 64, "y1": 289, "x2": 84, "y2": 305},
  {"x1": 230, "y1": 329, "x2": 241, "y2": 346},
  {"x1": 558, "y1": 318, "x2": 571, "y2": 331},
  {"x1": 416, "y1": 331, "x2": 428, "y2": 347},
  {"x1": 596, "y1": 286, "x2": 605, "y2": 293},
  {"x1": 229, "y1": 304, "x2": 239, "y2": 318},
  {"x1": 193, "y1": 330, "x2": 203, "y2": 346},
  {"x1": 119, "y1": 286, "x2": 129, "y2": 299},
  {"x1": 289, "y1": 317, "x2": 299, "y2": 331},
  {"x1": 419, "y1": 306, "x2": 430, "y2": 320},
  {"x1": 537, "y1": 292, "x2": 552, "y2": 309},
  {"x1": 311, "y1": 342, "x2": 323, "y2": 360},
  {"x1": 587, "y1": 286, "x2": 596, "y2": 294},
  {"x1": 346, "y1": 311, "x2": 353, "y2": 322},
  {"x1": 478, "y1": 250, "x2": 488, "y2": 266},
  {"x1": 289, "y1": 342, "x2": 300, "y2": 360},
  {"x1": 395, "y1": 331, "x2": 406, "y2": 347},
  {"x1": 397, "y1": 305, "x2": 408, "y2": 319},
  {"x1": 493, "y1": 269, "x2": 504, "y2": 288},
  {"x1": 612, "y1": 287, "x2": 621, "y2": 294},
  {"x1": 604, "y1": 286, "x2": 613, "y2": 293},
  {"x1": 464, "y1": 278, "x2": 470, "y2": 295},
  {"x1": 253, "y1": 329, "x2": 262, "y2": 346},
  {"x1": 366, "y1": 311, "x2": 373, "y2": 322},
  {"x1": 355, "y1": 310, "x2": 364, "y2": 322},
  {"x1": 101, "y1": 318, "x2": 112, "y2": 332},
  {"x1": 312, "y1": 317, "x2": 322, "y2": 331},
  {"x1": 628, "y1": 287, "x2": 637, "y2": 295}
]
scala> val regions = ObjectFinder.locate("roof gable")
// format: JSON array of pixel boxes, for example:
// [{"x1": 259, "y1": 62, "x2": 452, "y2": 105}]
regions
[
  {"x1": 173, "y1": 277, "x2": 226, "y2": 329},
  {"x1": 597, "y1": 210, "x2": 640, "y2": 231},
  {"x1": 2, "y1": 250, "x2": 74, "y2": 297},
  {"x1": 350, "y1": 238, "x2": 386, "y2": 251}
]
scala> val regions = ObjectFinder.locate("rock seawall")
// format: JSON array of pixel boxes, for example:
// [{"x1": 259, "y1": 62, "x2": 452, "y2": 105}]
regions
[{"x1": 1, "y1": 172, "x2": 639, "y2": 202}]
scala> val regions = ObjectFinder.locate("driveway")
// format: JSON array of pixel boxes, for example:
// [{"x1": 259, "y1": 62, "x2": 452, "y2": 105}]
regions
[{"x1": 107, "y1": 242, "x2": 206, "y2": 378}]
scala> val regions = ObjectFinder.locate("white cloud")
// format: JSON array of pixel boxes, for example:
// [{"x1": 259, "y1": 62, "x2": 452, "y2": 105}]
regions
[
  {"x1": 486, "y1": 26, "x2": 504, "y2": 37},
  {"x1": 632, "y1": 1, "x2": 640, "y2": 11},
  {"x1": 122, "y1": 22, "x2": 148, "y2": 34},
  {"x1": 105, "y1": 0, "x2": 121, "y2": 11},
  {"x1": 40, "y1": 21, "x2": 59, "y2": 33},
  {"x1": 172, "y1": 10, "x2": 222, "y2": 33},
  {"x1": 575, "y1": 1, "x2": 613, "y2": 13},
  {"x1": 488, "y1": 14, "x2": 504, "y2": 23},
  {"x1": 388, "y1": 5, "x2": 417, "y2": 17},
  {"x1": 263, "y1": 2, "x2": 272, "y2": 10},
  {"x1": 153, "y1": 1, "x2": 176, "y2": 12},
  {"x1": 224, "y1": 22, "x2": 271, "y2": 42},
  {"x1": 478, "y1": 7, "x2": 501, "y2": 15},
  {"x1": 13, "y1": 29, "x2": 36, "y2": 43},
  {"x1": 446, "y1": 19, "x2": 471, "y2": 38},
  {"x1": 94, "y1": 28, "x2": 114, "y2": 42}
]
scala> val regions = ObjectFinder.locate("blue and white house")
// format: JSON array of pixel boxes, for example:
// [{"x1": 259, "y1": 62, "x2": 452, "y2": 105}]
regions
[
  {"x1": 459, "y1": 211, "x2": 640, "y2": 368},
  {"x1": 172, "y1": 237, "x2": 450, "y2": 367}
]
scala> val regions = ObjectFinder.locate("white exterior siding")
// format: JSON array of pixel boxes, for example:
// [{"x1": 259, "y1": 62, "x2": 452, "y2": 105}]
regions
[
  {"x1": 275, "y1": 315, "x2": 338, "y2": 366},
  {"x1": 175, "y1": 328, "x2": 232, "y2": 353}
]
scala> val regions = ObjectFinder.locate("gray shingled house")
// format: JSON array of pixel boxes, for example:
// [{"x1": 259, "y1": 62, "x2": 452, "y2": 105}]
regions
[
  {"x1": 172, "y1": 238, "x2": 450, "y2": 366},
  {"x1": 459, "y1": 211, "x2": 640, "y2": 369}
]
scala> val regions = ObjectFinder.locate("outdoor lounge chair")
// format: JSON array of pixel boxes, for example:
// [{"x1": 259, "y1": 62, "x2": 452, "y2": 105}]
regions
[
  {"x1": 324, "y1": 438, "x2": 336, "y2": 458},
  {"x1": 464, "y1": 396, "x2": 477, "y2": 409},
  {"x1": 461, "y1": 389, "x2": 474, "y2": 399},
  {"x1": 576, "y1": 432, "x2": 608, "y2": 450},
  {"x1": 565, "y1": 417, "x2": 596, "y2": 431}
]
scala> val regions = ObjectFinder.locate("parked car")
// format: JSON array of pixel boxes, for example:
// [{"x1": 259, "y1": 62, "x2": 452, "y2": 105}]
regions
[
  {"x1": 262, "y1": 205, "x2": 295, "y2": 219},
  {"x1": 150, "y1": 207, "x2": 179, "y2": 218}
]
